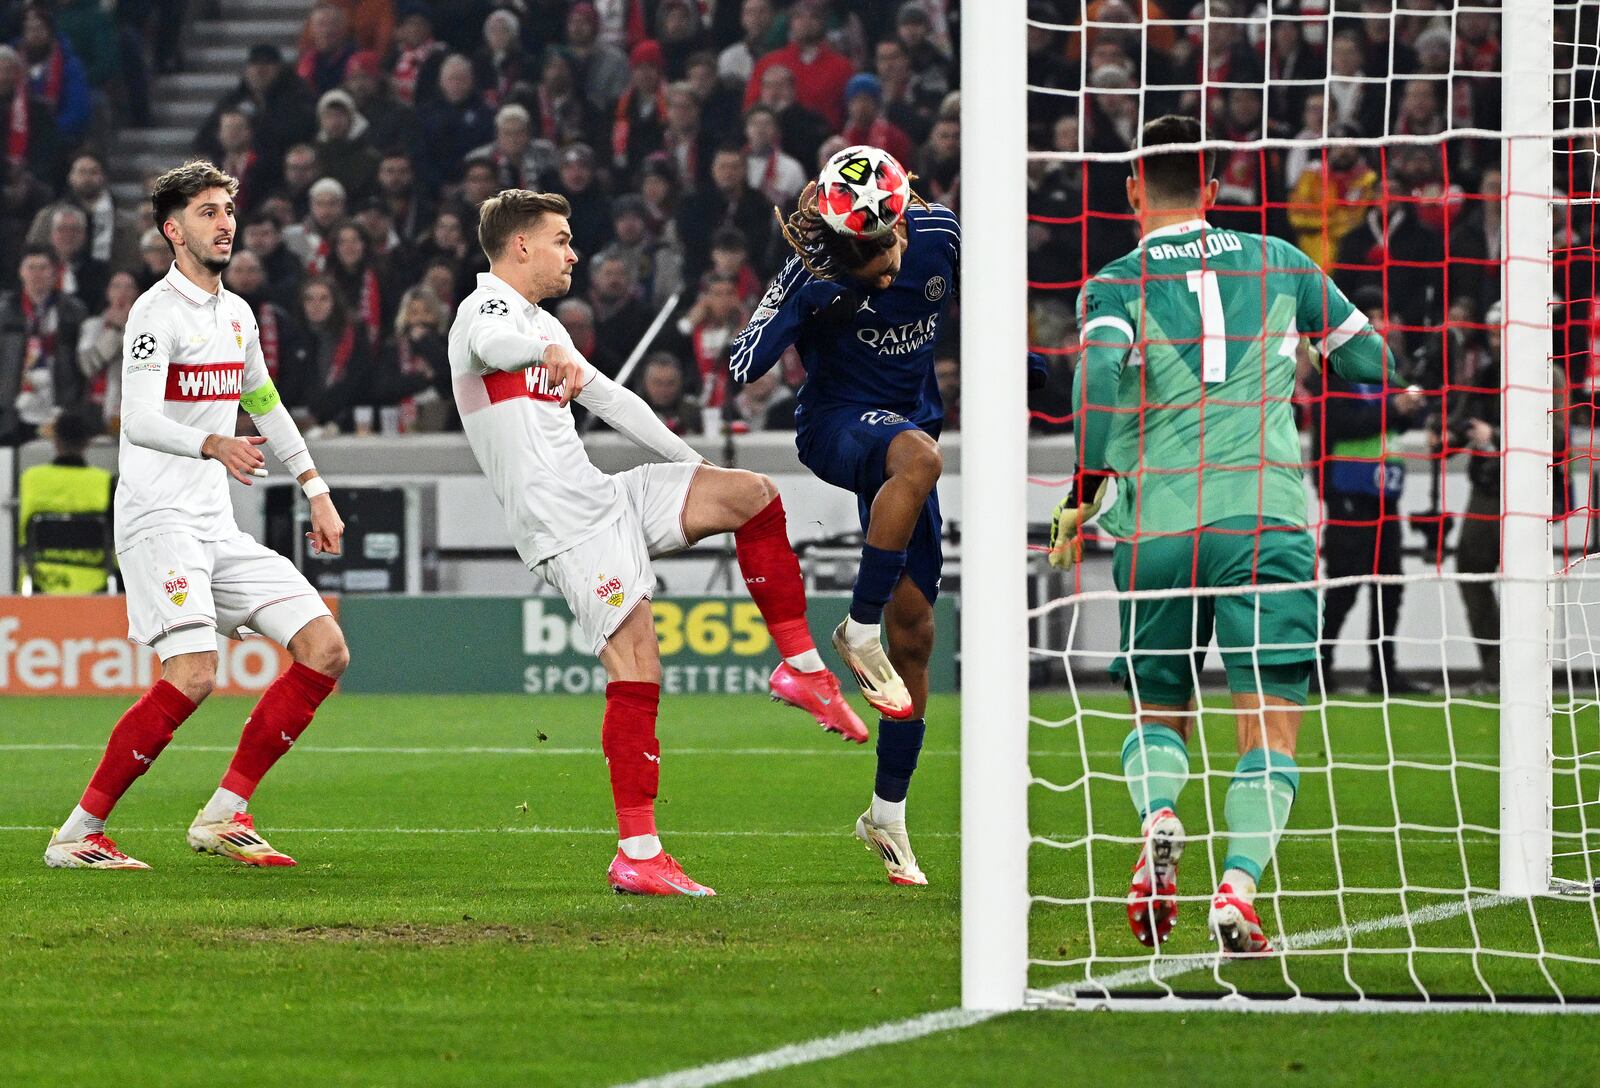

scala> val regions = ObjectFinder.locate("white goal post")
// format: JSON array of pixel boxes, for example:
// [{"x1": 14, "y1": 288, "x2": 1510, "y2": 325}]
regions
[{"x1": 960, "y1": 0, "x2": 1597, "y2": 1012}]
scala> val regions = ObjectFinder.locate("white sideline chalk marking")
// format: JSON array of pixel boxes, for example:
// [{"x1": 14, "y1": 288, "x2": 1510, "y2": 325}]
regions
[
  {"x1": 607, "y1": 894, "x2": 1536, "y2": 1088},
  {"x1": 0, "y1": 824, "x2": 960, "y2": 841}
]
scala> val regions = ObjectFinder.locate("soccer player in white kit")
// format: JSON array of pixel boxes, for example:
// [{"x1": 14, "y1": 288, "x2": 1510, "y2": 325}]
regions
[
  {"x1": 44, "y1": 161, "x2": 351, "y2": 871},
  {"x1": 452, "y1": 190, "x2": 867, "y2": 896}
]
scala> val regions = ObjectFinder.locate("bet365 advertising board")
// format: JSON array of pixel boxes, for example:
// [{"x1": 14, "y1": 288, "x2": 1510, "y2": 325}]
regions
[{"x1": 336, "y1": 594, "x2": 956, "y2": 695}]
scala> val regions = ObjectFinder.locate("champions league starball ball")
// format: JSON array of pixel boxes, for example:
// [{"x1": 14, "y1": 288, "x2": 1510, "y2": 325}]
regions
[{"x1": 816, "y1": 145, "x2": 911, "y2": 239}]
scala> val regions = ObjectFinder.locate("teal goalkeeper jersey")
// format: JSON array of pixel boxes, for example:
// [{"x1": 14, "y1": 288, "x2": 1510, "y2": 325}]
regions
[{"x1": 1074, "y1": 218, "x2": 1396, "y2": 540}]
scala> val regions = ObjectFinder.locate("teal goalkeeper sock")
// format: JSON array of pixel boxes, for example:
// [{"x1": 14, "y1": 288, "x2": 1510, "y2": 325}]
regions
[
  {"x1": 1120, "y1": 724, "x2": 1190, "y2": 821},
  {"x1": 1222, "y1": 748, "x2": 1301, "y2": 884}
]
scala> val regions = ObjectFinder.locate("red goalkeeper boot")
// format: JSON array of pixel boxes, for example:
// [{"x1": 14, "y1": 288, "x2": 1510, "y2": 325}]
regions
[
  {"x1": 768, "y1": 662, "x2": 869, "y2": 743},
  {"x1": 1127, "y1": 807, "x2": 1184, "y2": 947},
  {"x1": 1209, "y1": 883, "x2": 1273, "y2": 955}
]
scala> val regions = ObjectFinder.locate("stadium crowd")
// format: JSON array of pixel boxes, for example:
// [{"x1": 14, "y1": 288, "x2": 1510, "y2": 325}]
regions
[{"x1": 0, "y1": 0, "x2": 962, "y2": 448}]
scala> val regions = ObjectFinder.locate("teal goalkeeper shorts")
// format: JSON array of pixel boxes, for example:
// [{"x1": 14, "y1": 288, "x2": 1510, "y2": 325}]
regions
[{"x1": 1109, "y1": 516, "x2": 1317, "y2": 706}]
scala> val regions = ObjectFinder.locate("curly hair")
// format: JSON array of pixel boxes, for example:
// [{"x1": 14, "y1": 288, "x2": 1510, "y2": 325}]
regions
[{"x1": 775, "y1": 179, "x2": 928, "y2": 281}]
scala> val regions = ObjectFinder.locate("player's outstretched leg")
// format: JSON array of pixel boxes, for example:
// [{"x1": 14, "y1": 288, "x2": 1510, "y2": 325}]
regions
[
  {"x1": 598, "y1": 604, "x2": 713, "y2": 897},
  {"x1": 685, "y1": 466, "x2": 868, "y2": 742},
  {"x1": 189, "y1": 617, "x2": 349, "y2": 867},
  {"x1": 45, "y1": 650, "x2": 211, "y2": 869},
  {"x1": 855, "y1": 578, "x2": 934, "y2": 885},
  {"x1": 1121, "y1": 718, "x2": 1191, "y2": 946},
  {"x1": 1210, "y1": 694, "x2": 1303, "y2": 955},
  {"x1": 834, "y1": 431, "x2": 942, "y2": 720}
]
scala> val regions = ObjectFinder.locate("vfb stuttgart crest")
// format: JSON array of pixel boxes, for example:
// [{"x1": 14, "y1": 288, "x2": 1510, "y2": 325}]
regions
[
  {"x1": 231, "y1": 318, "x2": 243, "y2": 350},
  {"x1": 164, "y1": 570, "x2": 189, "y2": 607},
  {"x1": 594, "y1": 574, "x2": 624, "y2": 608}
]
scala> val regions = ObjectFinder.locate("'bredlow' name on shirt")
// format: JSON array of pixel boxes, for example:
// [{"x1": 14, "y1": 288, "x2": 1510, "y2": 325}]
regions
[
  {"x1": 1145, "y1": 232, "x2": 1245, "y2": 261},
  {"x1": 164, "y1": 362, "x2": 245, "y2": 401}
]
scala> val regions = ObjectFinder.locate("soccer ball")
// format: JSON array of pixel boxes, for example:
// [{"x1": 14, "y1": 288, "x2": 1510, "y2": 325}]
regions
[{"x1": 816, "y1": 145, "x2": 911, "y2": 239}]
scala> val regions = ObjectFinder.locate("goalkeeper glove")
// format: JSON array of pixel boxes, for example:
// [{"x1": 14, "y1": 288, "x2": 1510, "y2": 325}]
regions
[
  {"x1": 1028, "y1": 352, "x2": 1049, "y2": 390},
  {"x1": 1047, "y1": 469, "x2": 1112, "y2": 571}
]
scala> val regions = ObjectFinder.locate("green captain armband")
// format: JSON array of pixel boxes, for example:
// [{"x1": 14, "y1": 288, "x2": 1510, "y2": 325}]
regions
[{"x1": 240, "y1": 379, "x2": 281, "y2": 415}]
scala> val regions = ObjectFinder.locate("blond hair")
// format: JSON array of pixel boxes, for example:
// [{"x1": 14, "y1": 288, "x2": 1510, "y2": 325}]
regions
[{"x1": 477, "y1": 189, "x2": 572, "y2": 259}]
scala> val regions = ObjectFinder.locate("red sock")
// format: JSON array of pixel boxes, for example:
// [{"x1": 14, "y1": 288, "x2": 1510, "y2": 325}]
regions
[
  {"x1": 80, "y1": 680, "x2": 197, "y2": 818},
  {"x1": 601, "y1": 680, "x2": 661, "y2": 839},
  {"x1": 734, "y1": 495, "x2": 816, "y2": 660},
  {"x1": 219, "y1": 662, "x2": 337, "y2": 799}
]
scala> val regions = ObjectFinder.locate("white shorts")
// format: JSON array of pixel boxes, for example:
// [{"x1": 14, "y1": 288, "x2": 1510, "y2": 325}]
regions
[
  {"x1": 535, "y1": 461, "x2": 700, "y2": 655},
  {"x1": 120, "y1": 530, "x2": 331, "y2": 661}
]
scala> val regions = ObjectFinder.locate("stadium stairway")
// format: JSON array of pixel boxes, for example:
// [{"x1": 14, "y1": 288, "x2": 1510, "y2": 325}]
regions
[{"x1": 109, "y1": 0, "x2": 306, "y2": 207}]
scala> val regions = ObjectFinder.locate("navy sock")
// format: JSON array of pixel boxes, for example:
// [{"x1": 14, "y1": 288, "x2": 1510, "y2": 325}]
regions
[
  {"x1": 874, "y1": 717, "x2": 926, "y2": 802},
  {"x1": 849, "y1": 544, "x2": 907, "y2": 625}
]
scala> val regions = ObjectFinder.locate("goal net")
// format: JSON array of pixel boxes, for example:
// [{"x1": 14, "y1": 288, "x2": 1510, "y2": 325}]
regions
[{"x1": 960, "y1": 0, "x2": 1600, "y2": 1011}]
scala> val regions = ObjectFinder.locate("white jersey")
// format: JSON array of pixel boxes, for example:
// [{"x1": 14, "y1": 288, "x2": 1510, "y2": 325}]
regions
[
  {"x1": 450, "y1": 271, "x2": 700, "y2": 566},
  {"x1": 115, "y1": 263, "x2": 310, "y2": 551}
]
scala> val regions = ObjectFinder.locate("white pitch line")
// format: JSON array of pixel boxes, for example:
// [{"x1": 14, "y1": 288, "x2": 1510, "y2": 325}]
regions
[
  {"x1": 0, "y1": 743, "x2": 1501, "y2": 761},
  {"x1": 0, "y1": 824, "x2": 961, "y2": 841},
  {"x1": 608, "y1": 894, "x2": 1535, "y2": 1088}
]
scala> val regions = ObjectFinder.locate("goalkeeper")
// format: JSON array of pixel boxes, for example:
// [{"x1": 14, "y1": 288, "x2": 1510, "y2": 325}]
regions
[{"x1": 1048, "y1": 115, "x2": 1401, "y2": 955}]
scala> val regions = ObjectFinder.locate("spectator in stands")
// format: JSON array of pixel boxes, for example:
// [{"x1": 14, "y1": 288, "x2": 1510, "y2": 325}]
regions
[
  {"x1": 1393, "y1": 78, "x2": 1445, "y2": 137},
  {"x1": 638, "y1": 351, "x2": 702, "y2": 435},
  {"x1": 613, "y1": 40, "x2": 670, "y2": 175},
  {"x1": 16, "y1": 4, "x2": 91, "y2": 151},
  {"x1": 0, "y1": 45, "x2": 58, "y2": 185},
  {"x1": 840, "y1": 73, "x2": 915, "y2": 168},
  {"x1": 588, "y1": 248, "x2": 653, "y2": 357},
  {"x1": 1288, "y1": 128, "x2": 1378, "y2": 272},
  {"x1": 386, "y1": 2, "x2": 447, "y2": 107},
  {"x1": 420, "y1": 258, "x2": 459, "y2": 309},
  {"x1": 686, "y1": 49, "x2": 744, "y2": 148},
  {"x1": 375, "y1": 149, "x2": 433, "y2": 244},
  {"x1": 1449, "y1": 300, "x2": 1505, "y2": 694},
  {"x1": 54, "y1": 0, "x2": 120, "y2": 92},
  {"x1": 198, "y1": 44, "x2": 317, "y2": 168},
  {"x1": 314, "y1": 89, "x2": 380, "y2": 202},
  {"x1": 707, "y1": 227, "x2": 763, "y2": 303},
  {"x1": 299, "y1": 2, "x2": 358, "y2": 97},
  {"x1": 677, "y1": 269, "x2": 746, "y2": 406},
  {"x1": 1449, "y1": 168, "x2": 1503, "y2": 312},
  {"x1": 458, "y1": 159, "x2": 501, "y2": 225},
  {"x1": 655, "y1": 79, "x2": 711, "y2": 192},
  {"x1": 15, "y1": 401, "x2": 111, "y2": 593},
  {"x1": 554, "y1": 143, "x2": 613, "y2": 261},
  {"x1": 935, "y1": 353, "x2": 960, "y2": 431},
  {"x1": 606, "y1": 195, "x2": 663, "y2": 303},
  {"x1": 677, "y1": 144, "x2": 773, "y2": 283},
  {"x1": 209, "y1": 110, "x2": 275, "y2": 216},
  {"x1": 726, "y1": 365, "x2": 796, "y2": 432},
  {"x1": 225, "y1": 250, "x2": 301, "y2": 389},
  {"x1": 895, "y1": 3, "x2": 953, "y2": 106},
  {"x1": 1267, "y1": 17, "x2": 1324, "y2": 130},
  {"x1": 284, "y1": 177, "x2": 347, "y2": 266},
  {"x1": 134, "y1": 226, "x2": 166, "y2": 289},
  {"x1": 916, "y1": 112, "x2": 961, "y2": 210},
  {"x1": 471, "y1": 104, "x2": 556, "y2": 192},
  {"x1": 566, "y1": 2, "x2": 631, "y2": 114},
  {"x1": 373, "y1": 284, "x2": 456, "y2": 433},
  {"x1": 525, "y1": 48, "x2": 600, "y2": 150},
  {"x1": 241, "y1": 214, "x2": 304, "y2": 311},
  {"x1": 474, "y1": 8, "x2": 531, "y2": 108},
  {"x1": 1209, "y1": 87, "x2": 1290, "y2": 238},
  {"x1": 755, "y1": 62, "x2": 829, "y2": 170},
  {"x1": 719, "y1": 0, "x2": 779, "y2": 88},
  {"x1": 310, "y1": 0, "x2": 393, "y2": 56},
  {"x1": 1327, "y1": 29, "x2": 1386, "y2": 137},
  {"x1": 47, "y1": 205, "x2": 107, "y2": 310},
  {"x1": 657, "y1": 0, "x2": 709, "y2": 80},
  {"x1": 317, "y1": 222, "x2": 391, "y2": 345},
  {"x1": 745, "y1": 0, "x2": 854, "y2": 130},
  {"x1": 281, "y1": 142, "x2": 321, "y2": 219},
  {"x1": 27, "y1": 152, "x2": 138, "y2": 274},
  {"x1": 875, "y1": 35, "x2": 938, "y2": 145},
  {"x1": 417, "y1": 54, "x2": 495, "y2": 186},
  {"x1": 556, "y1": 297, "x2": 624, "y2": 379},
  {"x1": 354, "y1": 196, "x2": 409, "y2": 267},
  {"x1": 743, "y1": 104, "x2": 805, "y2": 208},
  {"x1": 342, "y1": 50, "x2": 420, "y2": 158},
  {"x1": 76, "y1": 269, "x2": 135, "y2": 426},
  {"x1": 0, "y1": 245, "x2": 86, "y2": 446},
  {"x1": 283, "y1": 274, "x2": 374, "y2": 434},
  {"x1": 638, "y1": 152, "x2": 682, "y2": 235}
]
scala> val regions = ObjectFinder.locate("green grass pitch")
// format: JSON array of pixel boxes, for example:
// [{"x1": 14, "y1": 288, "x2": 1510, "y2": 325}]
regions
[{"x1": 1, "y1": 691, "x2": 1597, "y2": 1087}]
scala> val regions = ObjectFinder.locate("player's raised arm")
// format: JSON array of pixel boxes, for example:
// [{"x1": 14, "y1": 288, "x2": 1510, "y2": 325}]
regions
[
  {"x1": 575, "y1": 366, "x2": 702, "y2": 465},
  {"x1": 469, "y1": 294, "x2": 556, "y2": 373},
  {"x1": 728, "y1": 255, "x2": 816, "y2": 385}
]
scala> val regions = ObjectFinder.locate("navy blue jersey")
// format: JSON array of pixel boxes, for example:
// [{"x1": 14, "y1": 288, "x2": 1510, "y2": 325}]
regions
[{"x1": 727, "y1": 202, "x2": 959, "y2": 434}]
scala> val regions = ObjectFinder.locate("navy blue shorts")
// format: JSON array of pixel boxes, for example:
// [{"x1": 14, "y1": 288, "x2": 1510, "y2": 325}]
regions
[{"x1": 797, "y1": 408, "x2": 943, "y2": 605}]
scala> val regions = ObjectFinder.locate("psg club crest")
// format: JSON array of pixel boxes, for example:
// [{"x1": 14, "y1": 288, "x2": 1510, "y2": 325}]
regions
[
  {"x1": 164, "y1": 571, "x2": 189, "y2": 607},
  {"x1": 595, "y1": 574, "x2": 624, "y2": 608}
]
